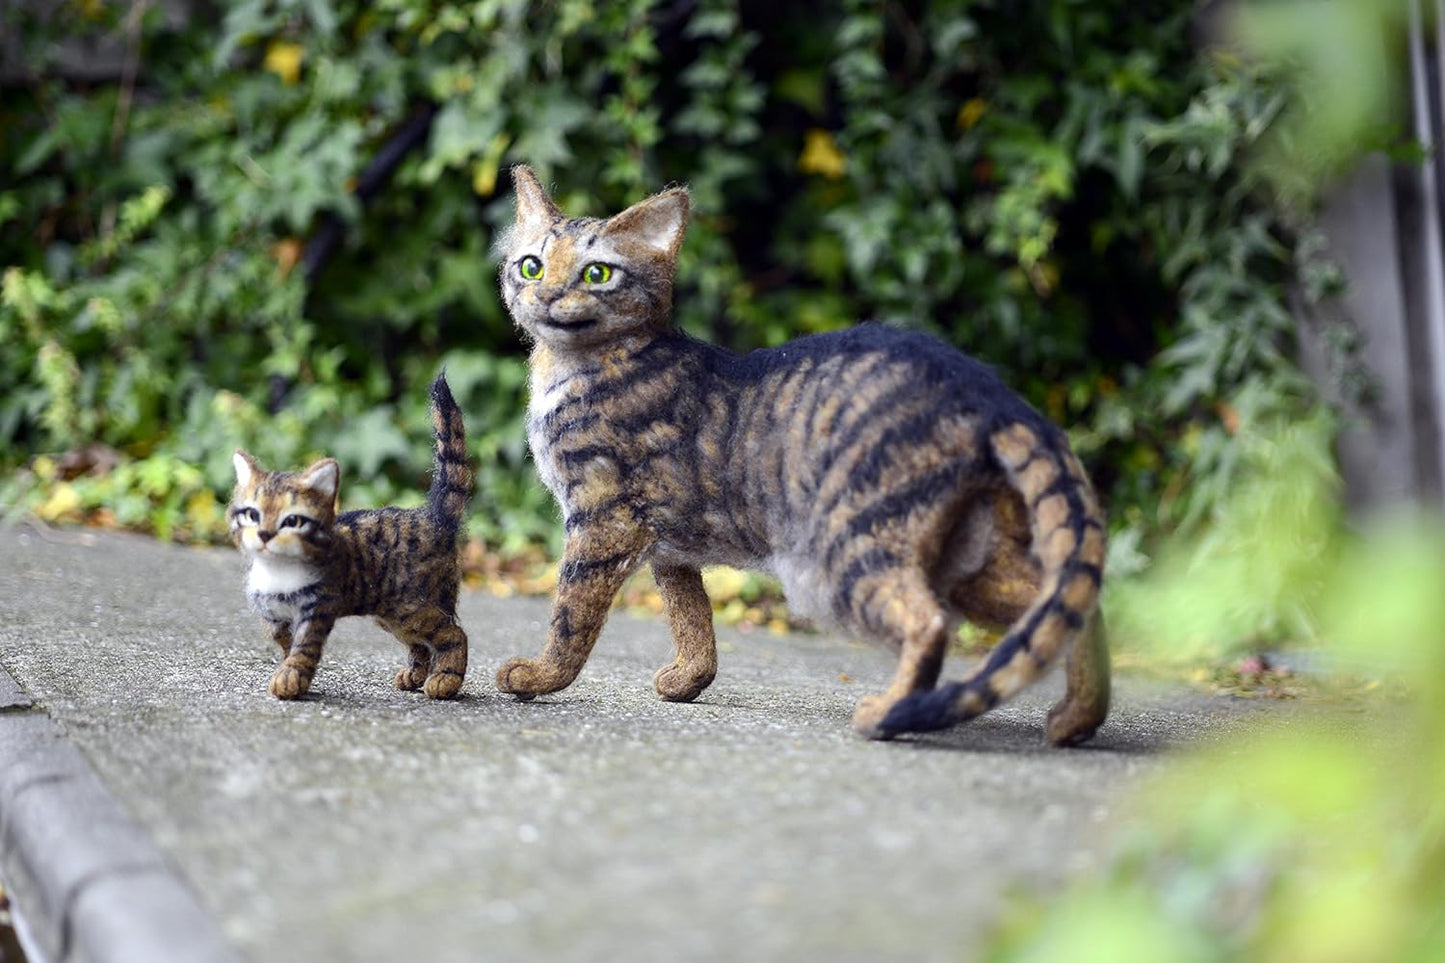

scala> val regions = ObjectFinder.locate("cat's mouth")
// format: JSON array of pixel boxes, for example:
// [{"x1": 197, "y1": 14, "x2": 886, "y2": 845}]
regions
[{"x1": 538, "y1": 317, "x2": 598, "y2": 332}]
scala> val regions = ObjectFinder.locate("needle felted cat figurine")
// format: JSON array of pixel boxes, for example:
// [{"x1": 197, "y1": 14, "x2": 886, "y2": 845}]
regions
[
  {"x1": 494, "y1": 166, "x2": 1109, "y2": 745},
  {"x1": 229, "y1": 373, "x2": 471, "y2": 701}
]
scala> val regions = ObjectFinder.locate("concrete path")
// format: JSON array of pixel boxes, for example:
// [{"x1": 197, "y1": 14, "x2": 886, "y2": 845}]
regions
[{"x1": 0, "y1": 524, "x2": 1278, "y2": 963}]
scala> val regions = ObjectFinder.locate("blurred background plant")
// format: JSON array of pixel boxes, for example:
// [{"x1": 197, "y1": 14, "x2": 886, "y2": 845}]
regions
[
  {"x1": 985, "y1": 469, "x2": 1445, "y2": 963},
  {"x1": 0, "y1": 0, "x2": 1402, "y2": 630},
  {"x1": 978, "y1": 3, "x2": 1445, "y2": 958}
]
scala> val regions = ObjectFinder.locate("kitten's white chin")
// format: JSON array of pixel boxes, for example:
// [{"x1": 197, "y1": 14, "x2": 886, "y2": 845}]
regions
[{"x1": 247, "y1": 554, "x2": 320, "y2": 595}]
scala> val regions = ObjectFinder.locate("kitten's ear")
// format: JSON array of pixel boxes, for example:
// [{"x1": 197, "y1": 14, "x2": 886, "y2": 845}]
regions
[
  {"x1": 233, "y1": 450, "x2": 259, "y2": 487},
  {"x1": 298, "y1": 458, "x2": 339, "y2": 502},
  {"x1": 602, "y1": 186, "x2": 690, "y2": 260},
  {"x1": 511, "y1": 165, "x2": 561, "y2": 228}
]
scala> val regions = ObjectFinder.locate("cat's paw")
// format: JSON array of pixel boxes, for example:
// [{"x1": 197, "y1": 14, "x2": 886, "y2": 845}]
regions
[
  {"x1": 653, "y1": 661, "x2": 715, "y2": 702},
  {"x1": 851, "y1": 694, "x2": 899, "y2": 741},
  {"x1": 1045, "y1": 697, "x2": 1106, "y2": 747},
  {"x1": 423, "y1": 670, "x2": 463, "y2": 699},
  {"x1": 269, "y1": 665, "x2": 312, "y2": 700},
  {"x1": 495, "y1": 657, "x2": 545, "y2": 700},
  {"x1": 394, "y1": 666, "x2": 427, "y2": 691}
]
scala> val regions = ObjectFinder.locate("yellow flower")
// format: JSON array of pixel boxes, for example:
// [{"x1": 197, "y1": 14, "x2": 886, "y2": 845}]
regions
[
  {"x1": 798, "y1": 129, "x2": 847, "y2": 180},
  {"x1": 956, "y1": 97, "x2": 988, "y2": 131},
  {"x1": 472, "y1": 133, "x2": 514, "y2": 197},
  {"x1": 263, "y1": 42, "x2": 305, "y2": 85}
]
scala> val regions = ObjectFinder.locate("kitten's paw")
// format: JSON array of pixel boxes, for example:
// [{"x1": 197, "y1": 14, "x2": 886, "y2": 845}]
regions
[
  {"x1": 423, "y1": 670, "x2": 463, "y2": 699},
  {"x1": 495, "y1": 657, "x2": 547, "y2": 700},
  {"x1": 269, "y1": 665, "x2": 311, "y2": 700},
  {"x1": 851, "y1": 694, "x2": 899, "y2": 741},
  {"x1": 653, "y1": 661, "x2": 715, "y2": 702},
  {"x1": 1045, "y1": 697, "x2": 1106, "y2": 747},
  {"x1": 394, "y1": 666, "x2": 427, "y2": 691}
]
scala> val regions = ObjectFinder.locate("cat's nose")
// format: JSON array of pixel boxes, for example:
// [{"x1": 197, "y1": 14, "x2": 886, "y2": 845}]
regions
[{"x1": 257, "y1": 529, "x2": 275, "y2": 542}]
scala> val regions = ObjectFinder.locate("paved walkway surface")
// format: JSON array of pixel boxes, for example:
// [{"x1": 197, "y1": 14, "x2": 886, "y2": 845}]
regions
[{"x1": 0, "y1": 524, "x2": 1284, "y2": 963}]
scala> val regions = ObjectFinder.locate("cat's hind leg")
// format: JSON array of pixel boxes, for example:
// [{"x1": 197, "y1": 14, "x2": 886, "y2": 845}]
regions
[
  {"x1": 380, "y1": 608, "x2": 466, "y2": 698},
  {"x1": 652, "y1": 564, "x2": 718, "y2": 702},
  {"x1": 423, "y1": 617, "x2": 468, "y2": 699},
  {"x1": 949, "y1": 542, "x2": 1109, "y2": 746},
  {"x1": 394, "y1": 645, "x2": 432, "y2": 691},
  {"x1": 377, "y1": 616, "x2": 434, "y2": 691},
  {"x1": 847, "y1": 567, "x2": 951, "y2": 739},
  {"x1": 1044, "y1": 611, "x2": 1109, "y2": 746}
]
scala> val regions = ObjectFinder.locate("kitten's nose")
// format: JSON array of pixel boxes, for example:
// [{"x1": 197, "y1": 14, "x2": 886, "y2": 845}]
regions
[{"x1": 257, "y1": 529, "x2": 275, "y2": 543}]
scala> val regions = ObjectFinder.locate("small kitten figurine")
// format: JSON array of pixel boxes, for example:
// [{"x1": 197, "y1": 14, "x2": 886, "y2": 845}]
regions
[
  {"x1": 229, "y1": 374, "x2": 471, "y2": 700},
  {"x1": 494, "y1": 166, "x2": 1109, "y2": 745}
]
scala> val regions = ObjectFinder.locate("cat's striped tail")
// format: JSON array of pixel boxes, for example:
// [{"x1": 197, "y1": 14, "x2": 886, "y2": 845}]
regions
[
  {"x1": 426, "y1": 372, "x2": 472, "y2": 536},
  {"x1": 878, "y1": 420, "x2": 1106, "y2": 736}
]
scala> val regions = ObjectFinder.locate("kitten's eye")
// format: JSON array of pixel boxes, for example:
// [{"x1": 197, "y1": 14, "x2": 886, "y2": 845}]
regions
[
  {"x1": 519, "y1": 256, "x2": 544, "y2": 281},
  {"x1": 279, "y1": 514, "x2": 311, "y2": 530},
  {"x1": 582, "y1": 263, "x2": 613, "y2": 284},
  {"x1": 233, "y1": 507, "x2": 260, "y2": 525}
]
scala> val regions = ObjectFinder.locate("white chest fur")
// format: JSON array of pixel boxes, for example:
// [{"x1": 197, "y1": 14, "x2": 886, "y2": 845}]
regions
[
  {"x1": 245, "y1": 556, "x2": 321, "y2": 624},
  {"x1": 246, "y1": 556, "x2": 320, "y2": 596}
]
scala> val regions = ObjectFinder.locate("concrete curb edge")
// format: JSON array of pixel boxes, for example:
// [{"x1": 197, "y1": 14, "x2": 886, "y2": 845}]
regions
[{"x1": 0, "y1": 669, "x2": 243, "y2": 963}]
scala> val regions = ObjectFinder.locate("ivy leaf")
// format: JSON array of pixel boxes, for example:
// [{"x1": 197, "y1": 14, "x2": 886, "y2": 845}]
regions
[
  {"x1": 511, "y1": 88, "x2": 590, "y2": 168},
  {"x1": 330, "y1": 407, "x2": 412, "y2": 480}
]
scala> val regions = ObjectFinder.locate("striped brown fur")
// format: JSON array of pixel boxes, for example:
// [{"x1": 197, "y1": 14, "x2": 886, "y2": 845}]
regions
[
  {"x1": 229, "y1": 374, "x2": 471, "y2": 700},
  {"x1": 495, "y1": 166, "x2": 1109, "y2": 745}
]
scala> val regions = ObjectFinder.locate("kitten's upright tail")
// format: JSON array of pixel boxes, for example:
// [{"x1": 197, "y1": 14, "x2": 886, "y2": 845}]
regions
[
  {"x1": 426, "y1": 372, "x2": 472, "y2": 536},
  {"x1": 879, "y1": 419, "x2": 1106, "y2": 736}
]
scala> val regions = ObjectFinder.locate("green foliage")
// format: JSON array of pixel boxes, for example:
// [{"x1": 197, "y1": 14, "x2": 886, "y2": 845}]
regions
[
  {"x1": 1106, "y1": 410, "x2": 1341, "y2": 659},
  {"x1": 0, "y1": 1, "x2": 1375, "y2": 575}
]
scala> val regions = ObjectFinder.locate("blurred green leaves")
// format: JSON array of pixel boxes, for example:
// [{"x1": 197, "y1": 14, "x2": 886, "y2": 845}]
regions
[
  {"x1": 992, "y1": 468, "x2": 1445, "y2": 962},
  {"x1": 1232, "y1": 0, "x2": 1411, "y2": 198},
  {"x1": 1107, "y1": 411, "x2": 1341, "y2": 661}
]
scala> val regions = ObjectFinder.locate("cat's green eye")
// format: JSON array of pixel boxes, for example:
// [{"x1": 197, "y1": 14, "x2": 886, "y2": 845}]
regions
[
  {"x1": 280, "y1": 514, "x2": 310, "y2": 530},
  {"x1": 583, "y1": 262, "x2": 613, "y2": 285},
  {"x1": 519, "y1": 256, "x2": 544, "y2": 281},
  {"x1": 234, "y1": 506, "x2": 260, "y2": 525}
]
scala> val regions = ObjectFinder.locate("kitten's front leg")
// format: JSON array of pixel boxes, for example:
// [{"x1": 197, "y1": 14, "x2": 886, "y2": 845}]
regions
[
  {"x1": 266, "y1": 620, "x2": 293, "y2": 656},
  {"x1": 652, "y1": 564, "x2": 717, "y2": 702},
  {"x1": 497, "y1": 526, "x2": 646, "y2": 699},
  {"x1": 270, "y1": 615, "x2": 335, "y2": 700}
]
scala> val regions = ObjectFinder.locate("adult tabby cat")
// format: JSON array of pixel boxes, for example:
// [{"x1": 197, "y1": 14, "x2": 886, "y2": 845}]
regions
[
  {"x1": 495, "y1": 166, "x2": 1109, "y2": 744},
  {"x1": 230, "y1": 374, "x2": 471, "y2": 701}
]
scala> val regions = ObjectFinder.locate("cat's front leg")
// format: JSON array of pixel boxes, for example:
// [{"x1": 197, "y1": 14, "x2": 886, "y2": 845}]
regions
[
  {"x1": 265, "y1": 620, "x2": 293, "y2": 656},
  {"x1": 652, "y1": 564, "x2": 717, "y2": 702},
  {"x1": 497, "y1": 526, "x2": 647, "y2": 699},
  {"x1": 270, "y1": 614, "x2": 335, "y2": 699}
]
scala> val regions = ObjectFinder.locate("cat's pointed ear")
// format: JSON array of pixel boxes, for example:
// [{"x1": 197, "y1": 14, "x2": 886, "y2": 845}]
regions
[
  {"x1": 233, "y1": 450, "x2": 259, "y2": 487},
  {"x1": 602, "y1": 186, "x2": 690, "y2": 260},
  {"x1": 511, "y1": 165, "x2": 561, "y2": 228},
  {"x1": 298, "y1": 458, "x2": 339, "y2": 502}
]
